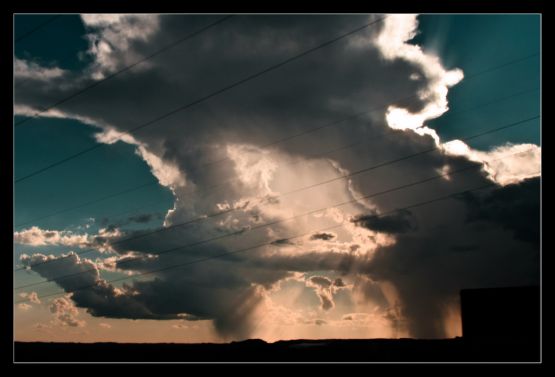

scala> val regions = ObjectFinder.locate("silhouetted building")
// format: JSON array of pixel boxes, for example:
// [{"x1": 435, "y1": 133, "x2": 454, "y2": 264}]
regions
[{"x1": 460, "y1": 286, "x2": 540, "y2": 343}]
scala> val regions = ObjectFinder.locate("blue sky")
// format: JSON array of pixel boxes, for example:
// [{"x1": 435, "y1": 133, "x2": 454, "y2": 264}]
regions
[
  {"x1": 14, "y1": 14, "x2": 540, "y2": 236},
  {"x1": 413, "y1": 15, "x2": 540, "y2": 149},
  {"x1": 15, "y1": 15, "x2": 91, "y2": 70},
  {"x1": 15, "y1": 15, "x2": 174, "y2": 237},
  {"x1": 13, "y1": 14, "x2": 541, "y2": 343}
]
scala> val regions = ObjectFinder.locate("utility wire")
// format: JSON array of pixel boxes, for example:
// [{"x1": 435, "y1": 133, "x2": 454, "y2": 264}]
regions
[
  {"x1": 185, "y1": 52, "x2": 541, "y2": 168},
  {"x1": 14, "y1": 16, "x2": 387, "y2": 183},
  {"x1": 14, "y1": 114, "x2": 538, "y2": 276},
  {"x1": 15, "y1": 15, "x2": 61, "y2": 43},
  {"x1": 14, "y1": 15, "x2": 235, "y2": 127},
  {"x1": 15, "y1": 181, "x2": 159, "y2": 228},
  {"x1": 14, "y1": 144, "x2": 536, "y2": 290},
  {"x1": 463, "y1": 52, "x2": 539, "y2": 80},
  {"x1": 14, "y1": 73, "x2": 540, "y2": 227},
  {"x1": 14, "y1": 114, "x2": 538, "y2": 273},
  {"x1": 15, "y1": 181, "x2": 504, "y2": 303}
]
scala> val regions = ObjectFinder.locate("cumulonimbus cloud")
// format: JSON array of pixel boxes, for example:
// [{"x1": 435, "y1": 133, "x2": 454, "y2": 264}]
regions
[{"x1": 15, "y1": 14, "x2": 540, "y2": 339}]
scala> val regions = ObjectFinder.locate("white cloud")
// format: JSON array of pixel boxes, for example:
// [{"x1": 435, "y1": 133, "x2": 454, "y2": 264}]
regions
[
  {"x1": 94, "y1": 127, "x2": 186, "y2": 190},
  {"x1": 18, "y1": 303, "x2": 32, "y2": 311},
  {"x1": 227, "y1": 144, "x2": 278, "y2": 195},
  {"x1": 94, "y1": 127, "x2": 141, "y2": 146},
  {"x1": 376, "y1": 14, "x2": 463, "y2": 144},
  {"x1": 442, "y1": 141, "x2": 541, "y2": 185},
  {"x1": 19, "y1": 291, "x2": 41, "y2": 304},
  {"x1": 49, "y1": 296, "x2": 86, "y2": 327},
  {"x1": 375, "y1": 14, "x2": 419, "y2": 59},
  {"x1": 14, "y1": 226, "x2": 90, "y2": 248},
  {"x1": 14, "y1": 226, "x2": 124, "y2": 254},
  {"x1": 81, "y1": 14, "x2": 128, "y2": 27},
  {"x1": 13, "y1": 103, "x2": 114, "y2": 132},
  {"x1": 375, "y1": 14, "x2": 540, "y2": 187},
  {"x1": 136, "y1": 146, "x2": 187, "y2": 188},
  {"x1": 14, "y1": 58, "x2": 66, "y2": 80},
  {"x1": 305, "y1": 275, "x2": 350, "y2": 311},
  {"x1": 80, "y1": 14, "x2": 160, "y2": 78}
]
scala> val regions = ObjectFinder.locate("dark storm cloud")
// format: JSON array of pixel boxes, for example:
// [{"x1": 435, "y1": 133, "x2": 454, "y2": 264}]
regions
[
  {"x1": 333, "y1": 278, "x2": 346, "y2": 287},
  {"x1": 305, "y1": 275, "x2": 350, "y2": 311},
  {"x1": 351, "y1": 209, "x2": 417, "y2": 234},
  {"x1": 20, "y1": 250, "x2": 285, "y2": 339},
  {"x1": 15, "y1": 15, "x2": 430, "y2": 191},
  {"x1": 14, "y1": 15, "x2": 540, "y2": 339},
  {"x1": 270, "y1": 238, "x2": 294, "y2": 246},
  {"x1": 462, "y1": 177, "x2": 540, "y2": 248},
  {"x1": 352, "y1": 276, "x2": 389, "y2": 309},
  {"x1": 363, "y1": 178, "x2": 540, "y2": 338},
  {"x1": 319, "y1": 296, "x2": 334, "y2": 311},
  {"x1": 21, "y1": 252, "x2": 99, "y2": 292},
  {"x1": 98, "y1": 212, "x2": 164, "y2": 233},
  {"x1": 310, "y1": 232, "x2": 336, "y2": 241},
  {"x1": 247, "y1": 251, "x2": 362, "y2": 274},
  {"x1": 128, "y1": 213, "x2": 164, "y2": 224},
  {"x1": 308, "y1": 276, "x2": 333, "y2": 289},
  {"x1": 450, "y1": 244, "x2": 478, "y2": 253},
  {"x1": 20, "y1": 252, "x2": 165, "y2": 319}
]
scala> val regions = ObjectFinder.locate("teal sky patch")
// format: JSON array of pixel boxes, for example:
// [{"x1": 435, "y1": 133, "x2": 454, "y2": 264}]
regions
[
  {"x1": 412, "y1": 14, "x2": 540, "y2": 150},
  {"x1": 14, "y1": 115, "x2": 174, "y2": 229},
  {"x1": 15, "y1": 14, "x2": 93, "y2": 71},
  {"x1": 14, "y1": 115, "x2": 174, "y2": 270},
  {"x1": 13, "y1": 14, "x2": 541, "y2": 270},
  {"x1": 14, "y1": 15, "x2": 174, "y2": 272}
]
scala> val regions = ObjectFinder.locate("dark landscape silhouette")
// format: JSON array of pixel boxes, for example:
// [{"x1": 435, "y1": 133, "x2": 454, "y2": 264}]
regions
[{"x1": 15, "y1": 286, "x2": 540, "y2": 362}]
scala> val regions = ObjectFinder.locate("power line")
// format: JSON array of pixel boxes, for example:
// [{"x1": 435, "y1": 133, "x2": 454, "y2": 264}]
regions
[
  {"x1": 72, "y1": 194, "x2": 173, "y2": 230},
  {"x1": 14, "y1": 15, "x2": 235, "y2": 127},
  {"x1": 276, "y1": 116, "x2": 539, "y2": 198},
  {"x1": 14, "y1": 71, "x2": 540, "y2": 229},
  {"x1": 15, "y1": 180, "x2": 159, "y2": 228},
  {"x1": 15, "y1": 128, "x2": 393, "y2": 230},
  {"x1": 14, "y1": 16, "x2": 387, "y2": 183},
  {"x1": 14, "y1": 140, "x2": 537, "y2": 288},
  {"x1": 463, "y1": 52, "x2": 539, "y2": 80},
  {"x1": 437, "y1": 86, "x2": 539, "y2": 120},
  {"x1": 15, "y1": 181, "x2": 503, "y2": 303},
  {"x1": 14, "y1": 149, "x2": 515, "y2": 291},
  {"x1": 169, "y1": 88, "x2": 541, "y2": 204},
  {"x1": 14, "y1": 15, "x2": 61, "y2": 43},
  {"x1": 14, "y1": 114, "x2": 538, "y2": 273}
]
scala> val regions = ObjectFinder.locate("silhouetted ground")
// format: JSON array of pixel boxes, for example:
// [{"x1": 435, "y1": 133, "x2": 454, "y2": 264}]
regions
[
  {"x1": 461, "y1": 286, "x2": 540, "y2": 341},
  {"x1": 15, "y1": 337, "x2": 540, "y2": 362},
  {"x1": 15, "y1": 287, "x2": 540, "y2": 362}
]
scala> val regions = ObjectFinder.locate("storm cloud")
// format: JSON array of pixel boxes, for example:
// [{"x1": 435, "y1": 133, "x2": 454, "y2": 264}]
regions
[
  {"x1": 15, "y1": 14, "x2": 540, "y2": 339},
  {"x1": 352, "y1": 209, "x2": 417, "y2": 234},
  {"x1": 310, "y1": 232, "x2": 337, "y2": 241}
]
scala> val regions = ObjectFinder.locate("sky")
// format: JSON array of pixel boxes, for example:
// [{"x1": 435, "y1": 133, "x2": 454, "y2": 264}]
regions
[{"x1": 13, "y1": 14, "x2": 540, "y2": 343}]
